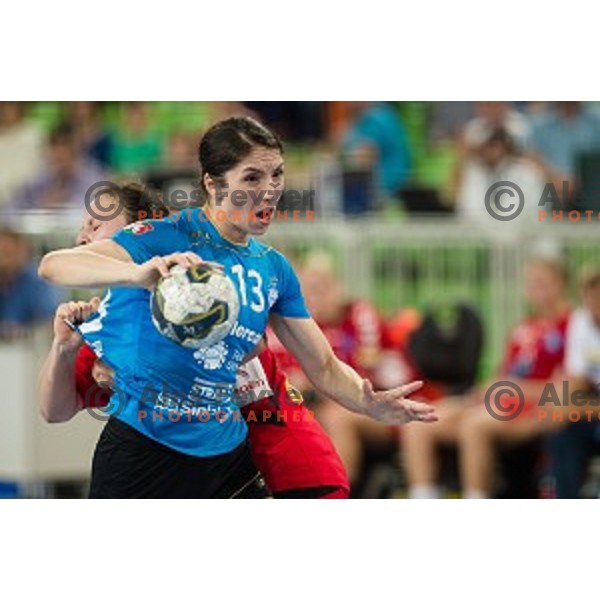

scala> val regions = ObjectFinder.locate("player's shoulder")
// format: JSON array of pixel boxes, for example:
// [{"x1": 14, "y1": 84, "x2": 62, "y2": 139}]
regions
[
  {"x1": 118, "y1": 217, "x2": 180, "y2": 245},
  {"x1": 254, "y1": 242, "x2": 291, "y2": 269},
  {"x1": 243, "y1": 238, "x2": 287, "y2": 272},
  {"x1": 123, "y1": 208, "x2": 203, "y2": 238}
]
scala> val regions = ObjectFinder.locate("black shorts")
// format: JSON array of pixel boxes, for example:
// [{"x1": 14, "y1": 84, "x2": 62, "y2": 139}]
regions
[{"x1": 89, "y1": 417, "x2": 267, "y2": 499}]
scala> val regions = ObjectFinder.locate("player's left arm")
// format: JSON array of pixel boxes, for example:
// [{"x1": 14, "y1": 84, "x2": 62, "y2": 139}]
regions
[{"x1": 269, "y1": 314, "x2": 437, "y2": 425}]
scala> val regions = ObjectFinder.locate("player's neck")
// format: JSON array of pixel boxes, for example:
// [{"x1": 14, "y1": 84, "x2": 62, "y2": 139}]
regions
[{"x1": 204, "y1": 207, "x2": 249, "y2": 246}]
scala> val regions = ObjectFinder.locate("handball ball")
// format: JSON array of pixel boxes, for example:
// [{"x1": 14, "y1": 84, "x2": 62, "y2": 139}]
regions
[{"x1": 150, "y1": 264, "x2": 240, "y2": 349}]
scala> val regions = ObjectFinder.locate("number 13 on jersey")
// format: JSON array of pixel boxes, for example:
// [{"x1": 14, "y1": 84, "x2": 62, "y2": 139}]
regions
[{"x1": 231, "y1": 265, "x2": 265, "y2": 312}]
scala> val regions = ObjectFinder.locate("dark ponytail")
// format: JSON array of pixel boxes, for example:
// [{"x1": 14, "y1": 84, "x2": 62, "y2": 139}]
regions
[
  {"x1": 198, "y1": 116, "x2": 283, "y2": 198},
  {"x1": 94, "y1": 179, "x2": 168, "y2": 223}
]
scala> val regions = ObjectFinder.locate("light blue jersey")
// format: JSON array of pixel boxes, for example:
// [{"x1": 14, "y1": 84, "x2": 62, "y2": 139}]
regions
[{"x1": 78, "y1": 209, "x2": 310, "y2": 457}]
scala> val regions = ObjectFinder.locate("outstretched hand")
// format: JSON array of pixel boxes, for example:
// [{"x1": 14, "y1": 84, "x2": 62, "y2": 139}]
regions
[{"x1": 361, "y1": 379, "x2": 438, "y2": 425}]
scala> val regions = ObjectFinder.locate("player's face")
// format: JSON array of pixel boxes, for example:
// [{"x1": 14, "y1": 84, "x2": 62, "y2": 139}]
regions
[
  {"x1": 76, "y1": 196, "x2": 129, "y2": 245},
  {"x1": 206, "y1": 146, "x2": 284, "y2": 242},
  {"x1": 583, "y1": 285, "x2": 600, "y2": 327},
  {"x1": 524, "y1": 263, "x2": 564, "y2": 313}
]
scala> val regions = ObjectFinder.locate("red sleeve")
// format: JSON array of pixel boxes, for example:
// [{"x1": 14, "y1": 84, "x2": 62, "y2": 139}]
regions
[{"x1": 75, "y1": 344, "x2": 111, "y2": 408}]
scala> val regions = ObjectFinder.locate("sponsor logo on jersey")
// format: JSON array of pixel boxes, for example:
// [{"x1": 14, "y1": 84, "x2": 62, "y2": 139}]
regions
[
  {"x1": 230, "y1": 322, "x2": 262, "y2": 345},
  {"x1": 284, "y1": 379, "x2": 304, "y2": 404},
  {"x1": 234, "y1": 357, "x2": 273, "y2": 407},
  {"x1": 123, "y1": 221, "x2": 154, "y2": 235},
  {"x1": 268, "y1": 276, "x2": 279, "y2": 309},
  {"x1": 193, "y1": 341, "x2": 228, "y2": 370}
]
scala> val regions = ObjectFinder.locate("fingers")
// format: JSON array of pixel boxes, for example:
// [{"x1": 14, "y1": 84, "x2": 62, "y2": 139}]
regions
[
  {"x1": 383, "y1": 402, "x2": 438, "y2": 425},
  {"x1": 56, "y1": 298, "x2": 101, "y2": 326},
  {"x1": 148, "y1": 256, "x2": 172, "y2": 279},
  {"x1": 363, "y1": 379, "x2": 426, "y2": 404},
  {"x1": 403, "y1": 398, "x2": 436, "y2": 414},
  {"x1": 89, "y1": 296, "x2": 101, "y2": 312},
  {"x1": 401, "y1": 399, "x2": 438, "y2": 422},
  {"x1": 367, "y1": 379, "x2": 424, "y2": 404},
  {"x1": 167, "y1": 252, "x2": 224, "y2": 270},
  {"x1": 150, "y1": 253, "x2": 224, "y2": 279},
  {"x1": 363, "y1": 378, "x2": 438, "y2": 424},
  {"x1": 55, "y1": 302, "x2": 71, "y2": 321},
  {"x1": 167, "y1": 251, "x2": 204, "y2": 269},
  {"x1": 389, "y1": 380, "x2": 424, "y2": 398}
]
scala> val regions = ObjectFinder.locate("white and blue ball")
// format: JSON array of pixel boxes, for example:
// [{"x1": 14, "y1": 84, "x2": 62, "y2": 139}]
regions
[{"x1": 150, "y1": 264, "x2": 239, "y2": 349}]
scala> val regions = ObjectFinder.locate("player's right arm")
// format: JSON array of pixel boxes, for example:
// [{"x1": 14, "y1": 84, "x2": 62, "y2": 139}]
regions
[
  {"x1": 39, "y1": 298, "x2": 100, "y2": 422},
  {"x1": 38, "y1": 239, "x2": 204, "y2": 289}
]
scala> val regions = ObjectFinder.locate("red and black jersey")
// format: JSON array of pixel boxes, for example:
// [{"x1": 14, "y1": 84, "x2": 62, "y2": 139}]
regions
[
  {"x1": 500, "y1": 310, "x2": 570, "y2": 380},
  {"x1": 238, "y1": 347, "x2": 350, "y2": 495}
]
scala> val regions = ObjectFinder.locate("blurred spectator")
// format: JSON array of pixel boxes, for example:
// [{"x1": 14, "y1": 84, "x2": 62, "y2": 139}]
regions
[
  {"x1": 428, "y1": 102, "x2": 474, "y2": 144},
  {"x1": 0, "y1": 228, "x2": 61, "y2": 339},
  {"x1": 454, "y1": 128, "x2": 545, "y2": 221},
  {"x1": 110, "y1": 102, "x2": 161, "y2": 173},
  {"x1": 244, "y1": 102, "x2": 324, "y2": 142},
  {"x1": 461, "y1": 101, "x2": 529, "y2": 151},
  {"x1": 0, "y1": 102, "x2": 44, "y2": 208},
  {"x1": 546, "y1": 265, "x2": 600, "y2": 498},
  {"x1": 341, "y1": 102, "x2": 412, "y2": 201},
  {"x1": 402, "y1": 258, "x2": 570, "y2": 498},
  {"x1": 514, "y1": 101, "x2": 549, "y2": 117},
  {"x1": 162, "y1": 131, "x2": 198, "y2": 171},
  {"x1": 145, "y1": 131, "x2": 200, "y2": 209},
  {"x1": 529, "y1": 102, "x2": 600, "y2": 198},
  {"x1": 9, "y1": 123, "x2": 105, "y2": 211},
  {"x1": 64, "y1": 102, "x2": 113, "y2": 168}
]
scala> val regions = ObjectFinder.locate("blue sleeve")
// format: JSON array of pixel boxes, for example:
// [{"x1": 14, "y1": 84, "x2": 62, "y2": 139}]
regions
[
  {"x1": 270, "y1": 252, "x2": 310, "y2": 319},
  {"x1": 112, "y1": 217, "x2": 188, "y2": 264}
]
